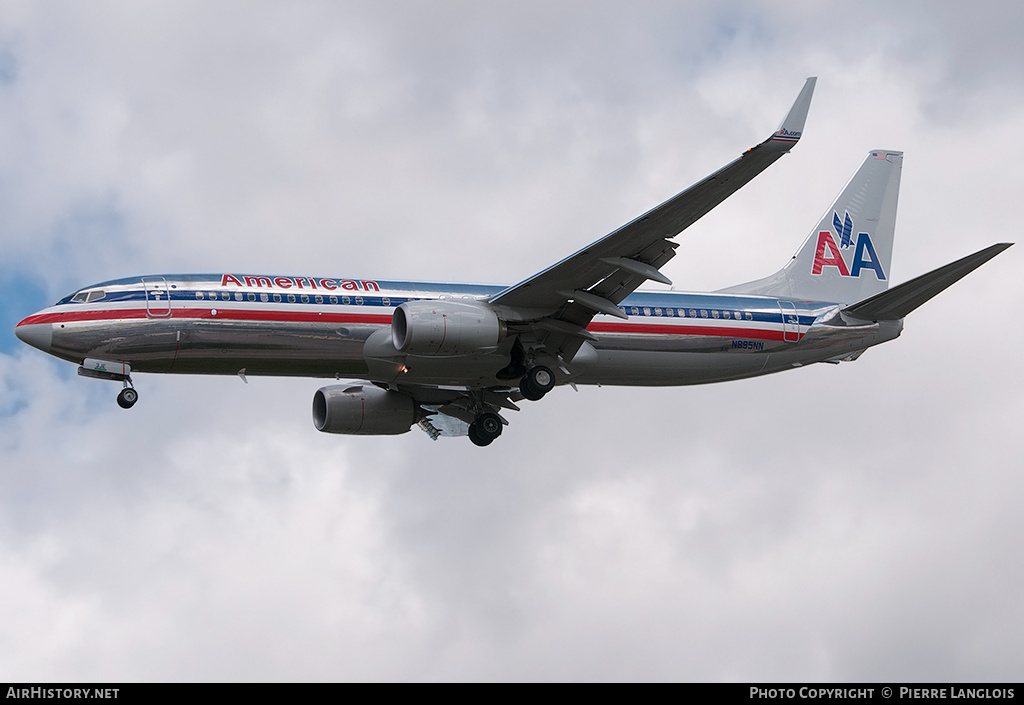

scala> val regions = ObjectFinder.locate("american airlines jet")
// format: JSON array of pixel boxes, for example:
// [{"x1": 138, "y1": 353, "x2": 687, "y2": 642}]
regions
[{"x1": 14, "y1": 78, "x2": 1011, "y2": 446}]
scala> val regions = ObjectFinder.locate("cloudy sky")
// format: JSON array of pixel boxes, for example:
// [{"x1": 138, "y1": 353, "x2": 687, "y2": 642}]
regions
[{"x1": 2, "y1": 1, "x2": 1022, "y2": 682}]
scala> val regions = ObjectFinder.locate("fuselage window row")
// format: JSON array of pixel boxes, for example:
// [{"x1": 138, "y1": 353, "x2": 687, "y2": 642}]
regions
[
  {"x1": 190, "y1": 290, "x2": 385, "y2": 306},
  {"x1": 624, "y1": 305, "x2": 756, "y2": 321}
]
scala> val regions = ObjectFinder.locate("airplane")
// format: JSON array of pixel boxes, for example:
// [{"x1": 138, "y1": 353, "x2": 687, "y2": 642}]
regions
[{"x1": 14, "y1": 77, "x2": 1012, "y2": 446}]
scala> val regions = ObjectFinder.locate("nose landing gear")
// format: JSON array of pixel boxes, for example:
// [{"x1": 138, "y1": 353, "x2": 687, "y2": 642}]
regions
[{"x1": 77, "y1": 359, "x2": 139, "y2": 409}]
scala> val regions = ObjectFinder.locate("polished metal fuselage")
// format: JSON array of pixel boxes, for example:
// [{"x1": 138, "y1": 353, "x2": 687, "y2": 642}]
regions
[{"x1": 16, "y1": 274, "x2": 903, "y2": 389}]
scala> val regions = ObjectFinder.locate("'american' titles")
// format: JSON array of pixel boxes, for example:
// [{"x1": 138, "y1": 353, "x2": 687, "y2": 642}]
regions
[{"x1": 220, "y1": 274, "x2": 380, "y2": 292}]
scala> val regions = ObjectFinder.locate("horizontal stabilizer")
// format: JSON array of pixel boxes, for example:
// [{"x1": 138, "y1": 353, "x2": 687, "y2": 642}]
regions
[{"x1": 842, "y1": 243, "x2": 1012, "y2": 321}]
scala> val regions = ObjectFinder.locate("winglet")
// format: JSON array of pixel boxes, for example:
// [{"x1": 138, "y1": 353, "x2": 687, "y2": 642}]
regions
[{"x1": 772, "y1": 76, "x2": 816, "y2": 145}]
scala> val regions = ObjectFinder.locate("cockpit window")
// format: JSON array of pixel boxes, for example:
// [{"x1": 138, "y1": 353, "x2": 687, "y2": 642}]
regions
[{"x1": 70, "y1": 289, "x2": 106, "y2": 303}]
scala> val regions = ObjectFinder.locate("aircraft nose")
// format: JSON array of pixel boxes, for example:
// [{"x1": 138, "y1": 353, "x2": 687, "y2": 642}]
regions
[{"x1": 14, "y1": 320, "x2": 53, "y2": 353}]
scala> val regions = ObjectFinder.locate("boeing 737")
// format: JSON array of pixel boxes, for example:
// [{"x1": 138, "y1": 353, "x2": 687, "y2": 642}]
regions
[{"x1": 14, "y1": 78, "x2": 1012, "y2": 445}]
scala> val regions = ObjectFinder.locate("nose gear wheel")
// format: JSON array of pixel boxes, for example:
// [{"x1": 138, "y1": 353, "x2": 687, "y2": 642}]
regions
[{"x1": 117, "y1": 385, "x2": 138, "y2": 409}]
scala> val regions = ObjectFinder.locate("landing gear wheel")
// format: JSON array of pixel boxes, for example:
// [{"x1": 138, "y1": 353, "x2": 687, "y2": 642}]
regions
[
  {"x1": 468, "y1": 412, "x2": 503, "y2": 446},
  {"x1": 519, "y1": 376, "x2": 543, "y2": 401},
  {"x1": 468, "y1": 423, "x2": 491, "y2": 446},
  {"x1": 477, "y1": 412, "x2": 502, "y2": 439},
  {"x1": 520, "y1": 365, "x2": 555, "y2": 400},
  {"x1": 117, "y1": 387, "x2": 138, "y2": 409},
  {"x1": 527, "y1": 365, "x2": 555, "y2": 394}
]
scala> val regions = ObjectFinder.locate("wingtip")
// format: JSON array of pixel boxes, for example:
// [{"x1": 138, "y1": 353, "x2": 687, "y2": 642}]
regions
[{"x1": 983, "y1": 242, "x2": 1013, "y2": 253}]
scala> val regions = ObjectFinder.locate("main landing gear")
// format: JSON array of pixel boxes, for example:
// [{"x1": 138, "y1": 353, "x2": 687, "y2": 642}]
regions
[
  {"x1": 116, "y1": 383, "x2": 138, "y2": 409},
  {"x1": 466, "y1": 365, "x2": 554, "y2": 446},
  {"x1": 519, "y1": 365, "x2": 555, "y2": 401},
  {"x1": 468, "y1": 412, "x2": 503, "y2": 447}
]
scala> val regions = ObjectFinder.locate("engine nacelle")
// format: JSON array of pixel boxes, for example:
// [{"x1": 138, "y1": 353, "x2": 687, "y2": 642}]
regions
[
  {"x1": 391, "y1": 300, "x2": 505, "y2": 357},
  {"x1": 312, "y1": 385, "x2": 417, "y2": 435}
]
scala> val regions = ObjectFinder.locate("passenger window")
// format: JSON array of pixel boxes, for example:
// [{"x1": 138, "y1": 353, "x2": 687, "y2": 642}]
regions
[
  {"x1": 196, "y1": 292, "x2": 204, "y2": 300},
  {"x1": 315, "y1": 295, "x2": 323, "y2": 304},
  {"x1": 260, "y1": 293, "x2": 269, "y2": 302},
  {"x1": 712, "y1": 310, "x2": 719, "y2": 319},
  {"x1": 342, "y1": 296, "x2": 351, "y2": 305},
  {"x1": 247, "y1": 293, "x2": 256, "y2": 302},
  {"x1": 287, "y1": 294, "x2": 296, "y2": 303},
  {"x1": 234, "y1": 293, "x2": 243, "y2": 301},
  {"x1": 301, "y1": 295, "x2": 310, "y2": 304},
  {"x1": 631, "y1": 307, "x2": 639, "y2": 316},
  {"x1": 665, "y1": 308, "x2": 674, "y2": 317},
  {"x1": 745, "y1": 312, "x2": 753, "y2": 321},
  {"x1": 273, "y1": 293, "x2": 282, "y2": 303},
  {"x1": 643, "y1": 307, "x2": 651, "y2": 316},
  {"x1": 701, "y1": 310, "x2": 708, "y2": 318},
  {"x1": 355, "y1": 296, "x2": 364, "y2": 305},
  {"x1": 330, "y1": 296, "x2": 338, "y2": 304},
  {"x1": 689, "y1": 309, "x2": 697, "y2": 318},
  {"x1": 382, "y1": 297, "x2": 391, "y2": 306},
  {"x1": 654, "y1": 308, "x2": 662, "y2": 316}
]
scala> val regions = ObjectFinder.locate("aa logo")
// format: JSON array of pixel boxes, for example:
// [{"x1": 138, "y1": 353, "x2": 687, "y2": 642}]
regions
[{"x1": 811, "y1": 211, "x2": 886, "y2": 279}]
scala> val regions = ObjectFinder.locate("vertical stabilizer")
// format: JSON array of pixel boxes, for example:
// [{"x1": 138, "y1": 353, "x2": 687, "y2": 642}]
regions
[{"x1": 721, "y1": 150, "x2": 903, "y2": 304}]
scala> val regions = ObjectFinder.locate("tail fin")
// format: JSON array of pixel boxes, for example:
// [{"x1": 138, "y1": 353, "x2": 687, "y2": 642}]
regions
[{"x1": 721, "y1": 150, "x2": 903, "y2": 304}]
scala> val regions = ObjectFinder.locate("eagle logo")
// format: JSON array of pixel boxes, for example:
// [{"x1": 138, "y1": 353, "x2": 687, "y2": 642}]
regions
[{"x1": 833, "y1": 211, "x2": 854, "y2": 248}]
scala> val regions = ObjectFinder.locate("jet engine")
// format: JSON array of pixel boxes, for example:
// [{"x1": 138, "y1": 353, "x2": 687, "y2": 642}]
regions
[
  {"x1": 391, "y1": 300, "x2": 506, "y2": 356},
  {"x1": 313, "y1": 384, "x2": 418, "y2": 435}
]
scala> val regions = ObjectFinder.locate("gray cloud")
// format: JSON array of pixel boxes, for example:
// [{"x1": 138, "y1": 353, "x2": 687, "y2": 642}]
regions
[{"x1": 1, "y1": 0, "x2": 1021, "y2": 681}]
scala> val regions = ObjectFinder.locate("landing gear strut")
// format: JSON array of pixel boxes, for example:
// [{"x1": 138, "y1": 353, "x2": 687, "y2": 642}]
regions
[
  {"x1": 468, "y1": 411, "x2": 503, "y2": 447},
  {"x1": 117, "y1": 383, "x2": 138, "y2": 409},
  {"x1": 519, "y1": 365, "x2": 555, "y2": 401}
]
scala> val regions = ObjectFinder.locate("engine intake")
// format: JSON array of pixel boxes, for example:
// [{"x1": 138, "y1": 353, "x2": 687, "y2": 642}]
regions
[
  {"x1": 313, "y1": 385, "x2": 417, "y2": 435},
  {"x1": 391, "y1": 300, "x2": 505, "y2": 356}
]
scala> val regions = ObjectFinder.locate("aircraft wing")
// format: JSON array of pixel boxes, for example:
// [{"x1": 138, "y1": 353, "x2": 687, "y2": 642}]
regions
[{"x1": 490, "y1": 77, "x2": 816, "y2": 360}]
